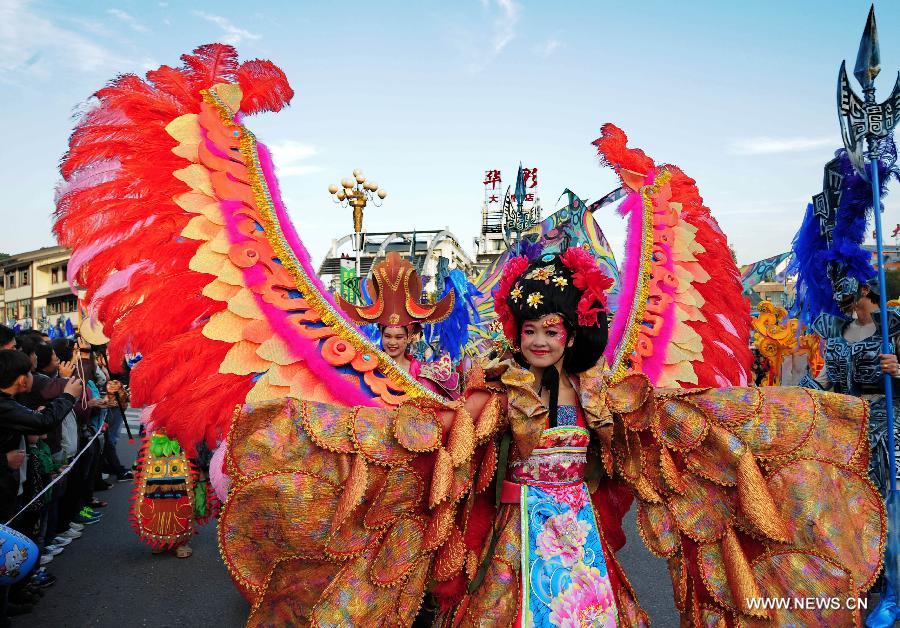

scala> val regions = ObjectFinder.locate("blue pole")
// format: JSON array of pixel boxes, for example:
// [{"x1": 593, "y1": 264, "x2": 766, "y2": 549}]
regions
[
  {"x1": 868, "y1": 150, "x2": 900, "y2": 628},
  {"x1": 871, "y1": 154, "x2": 897, "y2": 493}
]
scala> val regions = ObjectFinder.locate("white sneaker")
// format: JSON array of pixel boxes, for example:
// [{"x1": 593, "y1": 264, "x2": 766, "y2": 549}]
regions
[
  {"x1": 52, "y1": 536, "x2": 72, "y2": 547},
  {"x1": 43, "y1": 544, "x2": 64, "y2": 556},
  {"x1": 39, "y1": 554, "x2": 53, "y2": 565},
  {"x1": 69, "y1": 522, "x2": 85, "y2": 532},
  {"x1": 60, "y1": 528, "x2": 82, "y2": 539}
]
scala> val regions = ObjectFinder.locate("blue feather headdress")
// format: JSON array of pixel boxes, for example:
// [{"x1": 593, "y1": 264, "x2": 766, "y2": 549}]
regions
[
  {"x1": 428, "y1": 269, "x2": 482, "y2": 361},
  {"x1": 789, "y1": 139, "x2": 898, "y2": 326}
]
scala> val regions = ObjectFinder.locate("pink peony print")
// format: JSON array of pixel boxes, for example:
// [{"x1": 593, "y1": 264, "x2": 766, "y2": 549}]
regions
[
  {"x1": 535, "y1": 510, "x2": 589, "y2": 567},
  {"x1": 546, "y1": 484, "x2": 590, "y2": 513},
  {"x1": 549, "y1": 563, "x2": 618, "y2": 628}
]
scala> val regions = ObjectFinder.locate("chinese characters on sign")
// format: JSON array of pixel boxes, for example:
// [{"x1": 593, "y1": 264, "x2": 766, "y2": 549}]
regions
[
  {"x1": 339, "y1": 258, "x2": 359, "y2": 304},
  {"x1": 484, "y1": 169, "x2": 502, "y2": 206},
  {"x1": 484, "y1": 168, "x2": 538, "y2": 205},
  {"x1": 485, "y1": 167, "x2": 541, "y2": 238},
  {"x1": 483, "y1": 169, "x2": 501, "y2": 188}
]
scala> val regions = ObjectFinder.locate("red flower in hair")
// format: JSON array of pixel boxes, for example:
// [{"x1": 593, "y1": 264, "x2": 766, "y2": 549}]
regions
[
  {"x1": 560, "y1": 247, "x2": 613, "y2": 327},
  {"x1": 492, "y1": 255, "x2": 530, "y2": 345}
]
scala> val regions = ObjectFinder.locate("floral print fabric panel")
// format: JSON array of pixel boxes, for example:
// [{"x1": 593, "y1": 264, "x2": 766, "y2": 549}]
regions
[{"x1": 521, "y1": 482, "x2": 618, "y2": 627}]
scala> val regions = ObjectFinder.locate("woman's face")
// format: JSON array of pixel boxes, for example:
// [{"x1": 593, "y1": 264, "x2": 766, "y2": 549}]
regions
[
  {"x1": 382, "y1": 326, "x2": 410, "y2": 359},
  {"x1": 842, "y1": 285, "x2": 878, "y2": 317},
  {"x1": 520, "y1": 314, "x2": 572, "y2": 369}
]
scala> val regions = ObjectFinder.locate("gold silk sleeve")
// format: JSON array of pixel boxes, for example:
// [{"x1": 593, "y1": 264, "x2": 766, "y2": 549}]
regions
[
  {"x1": 218, "y1": 364, "x2": 514, "y2": 626},
  {"x1": 598, "y1": 376, "x2": 884, "y2": 626}
]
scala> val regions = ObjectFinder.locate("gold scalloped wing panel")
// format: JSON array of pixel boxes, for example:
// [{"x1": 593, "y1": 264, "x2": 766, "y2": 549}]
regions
[
  {"x1": 605, "y1": 378, "x2": 884, "y2": 625},
  {"x1": 172, "y1": 82, "x2": 445, "y2": 409},
  {"x1": 219, "y1": 386, "x2": 506, "y2": 624}
]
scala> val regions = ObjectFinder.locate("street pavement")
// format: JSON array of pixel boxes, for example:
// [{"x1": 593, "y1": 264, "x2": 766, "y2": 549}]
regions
[
  {"x1": 25, "y1": 418, "x2": 677, "y2": 627},
  {"x1": 24, "y1": 438, "x2": 249, "y2": 628}
]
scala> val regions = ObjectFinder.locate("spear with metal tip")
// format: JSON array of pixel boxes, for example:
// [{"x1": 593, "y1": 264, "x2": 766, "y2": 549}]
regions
[
  {"x1": 839, "y1": 6, "x2": 900, "y2": 625},
  {"x1": 839, "y1": 4, "x2": 900, "y2": 488}
]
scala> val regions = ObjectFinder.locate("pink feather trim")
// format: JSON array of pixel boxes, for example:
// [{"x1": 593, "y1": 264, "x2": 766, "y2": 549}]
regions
[
  {"x1": 604, "y1": 190, "x2": 646, "y2": 364},
  {"x1": 218, "y1": 142, "x2": 373, "y2": 406}
]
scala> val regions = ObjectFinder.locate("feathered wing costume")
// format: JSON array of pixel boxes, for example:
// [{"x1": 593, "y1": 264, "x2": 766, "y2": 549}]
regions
[
  {"x1": 54, "y1": 46, "x2": 884, "y2": 626},
  {"x1": 55, "y1": 45, "x2": 444, "y2": 440},
  {"x1": 595, "y1": 125, "x2": 752, "y2": 389},
  {"x1": 54, "y1": 45, "x2": 446, "y2": 548}
]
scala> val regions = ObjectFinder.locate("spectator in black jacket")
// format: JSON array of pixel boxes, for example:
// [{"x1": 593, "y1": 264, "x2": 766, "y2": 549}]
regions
[
  {"x1": 0, "y1": 350, "x2": 82, "y2": 622},
  {"x1": 0, "y1": 350, "x2": 82, "y2": 523}
]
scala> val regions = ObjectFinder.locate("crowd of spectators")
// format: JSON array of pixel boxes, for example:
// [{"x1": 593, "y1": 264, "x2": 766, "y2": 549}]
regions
[{"x1": 0, "y1": 324, "x2": 132, "y2": 626}]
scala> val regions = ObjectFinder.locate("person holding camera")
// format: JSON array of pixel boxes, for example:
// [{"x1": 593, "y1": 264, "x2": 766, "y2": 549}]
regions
[{"x1": 0, "y1": 349, "x2": 82, "y2": 622}]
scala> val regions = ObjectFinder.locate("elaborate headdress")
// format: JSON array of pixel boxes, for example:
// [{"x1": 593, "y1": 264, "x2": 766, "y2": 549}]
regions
[
  {"x1": 789, "y1": 142, "x2": 898, "y2": 324},
  {"x1": 493, "y1": 247, "x2": 613, "y2": 351},
  {"x1": 493, "y1": 247, "x2": 613, "y2": 427},
  {"x1": 338, "y1": 252, "x2": 455, "y2": 329}
]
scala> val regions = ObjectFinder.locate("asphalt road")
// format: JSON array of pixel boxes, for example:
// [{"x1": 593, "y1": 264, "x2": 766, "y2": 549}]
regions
[
  {"x1": 25, "y1": 439, "x2": 677, "y2": 628},
  {"x1": 24, "y1": 440, "x2": 249, "y2": 628}
]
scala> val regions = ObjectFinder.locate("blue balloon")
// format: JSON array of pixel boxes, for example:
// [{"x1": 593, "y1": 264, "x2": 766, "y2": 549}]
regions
[{"x1": 0, "y1": 524, "x2": 38, "y2": 585}]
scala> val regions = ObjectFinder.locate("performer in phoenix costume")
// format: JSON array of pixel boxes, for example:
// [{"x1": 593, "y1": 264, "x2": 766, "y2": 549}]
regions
[
  {"x1": 337, "y1": 252, "x2": 461, "y2": 399},
  {"x1": 54, "y1": 45, "x2": 886, "y2": 626}
]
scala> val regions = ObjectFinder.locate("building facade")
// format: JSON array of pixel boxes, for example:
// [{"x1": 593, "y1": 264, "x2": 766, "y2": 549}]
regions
[
  {"x1": 472, "y1": 197, "x2": 544, "y2": 275},
  {"x1": 318, "y1": 229, "x2": 474, "y2": 301},
  {"x1": 0, "y1": 245, "x2": 79, "y2": 331}
]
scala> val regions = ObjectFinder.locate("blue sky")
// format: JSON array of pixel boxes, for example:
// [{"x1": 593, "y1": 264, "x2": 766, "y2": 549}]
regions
[{"x1": 1, "y1": 0, "x2": 899, "y2": 267}]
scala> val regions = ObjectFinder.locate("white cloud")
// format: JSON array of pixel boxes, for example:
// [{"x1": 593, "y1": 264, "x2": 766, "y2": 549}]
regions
[
  {"x1": 279, "y1": 165, "x2": 323, "y2": 177},
  {"x1": 729, "y1": 136, "x2": 834, "y2": 155},
  {"x1": 139, "y1": 57, "x2": 160, "y2": 72},
  {"x1": 454, "y1": 0, "x2": 521, "y2": 73},
  {"x1": 491, "y1": 0, "x2": 519, "y2": 54},
  {"x1": 0, "y1": 0, "x2": 131, "y2": 78},
  {"x1": 107, "y1": 8, "x2": 148, "y2": 33},
  {"x1": 268, "y1": 140, "x2": 321, "y2": 177},
  {"x1": 193, "y1": 11, "x2": 260, "y2": 45},
  {"x1": 535, "y1": 38, "x2": 561, "y2": 58}
]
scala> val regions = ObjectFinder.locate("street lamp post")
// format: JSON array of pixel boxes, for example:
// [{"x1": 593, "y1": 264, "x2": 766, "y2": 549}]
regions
[{"x1": 328, "y1": 170, "x2": 387, "y2": 302}]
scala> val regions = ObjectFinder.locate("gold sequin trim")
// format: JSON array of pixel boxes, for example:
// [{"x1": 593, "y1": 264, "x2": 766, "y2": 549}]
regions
[{"x1": 201, "y1": 86, "x2": 446, "y2": 405}]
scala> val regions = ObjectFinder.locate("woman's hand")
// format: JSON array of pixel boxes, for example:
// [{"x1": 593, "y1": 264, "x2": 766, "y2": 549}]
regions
[
  {"x1": 59, "y1": 361, "x2": 75, "y2": 378},
  {"x1": 880, "y1": 354, "x2": 899, "y2": 377}
]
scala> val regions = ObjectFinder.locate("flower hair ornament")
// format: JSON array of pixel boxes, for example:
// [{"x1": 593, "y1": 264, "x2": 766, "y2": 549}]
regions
[
  {"x1": 492, "y1": 247, "x2": 613, "y2": 348},
  {"x1": 560, "y1": 247, "x2": 613, "y2": 327},
  {"x1": 493, "y1": 255, "x2": 530, "y2": 348}
]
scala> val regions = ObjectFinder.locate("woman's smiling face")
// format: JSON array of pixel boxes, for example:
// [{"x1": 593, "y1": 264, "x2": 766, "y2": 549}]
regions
[
  {"x1": 520, "y1": 314, "x2": 571, "y2": 368},
  {"x1": 382, "y1": 325, "x2": 410, "y2": 359}
]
